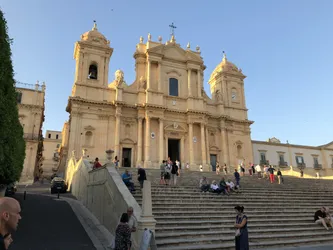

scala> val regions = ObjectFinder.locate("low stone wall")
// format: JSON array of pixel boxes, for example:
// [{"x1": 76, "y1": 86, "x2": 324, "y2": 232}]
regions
[
  {"x1": 66, "y1": 158, "x2": 156, "y2": 249},
  {"x1": 280, "y1": 166, "x2": 333, "y2": 179}
]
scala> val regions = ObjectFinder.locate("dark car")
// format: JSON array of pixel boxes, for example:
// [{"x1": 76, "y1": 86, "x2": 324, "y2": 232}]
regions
[
  {"x1": 50, "y1": 177, "x2": 67, "y2": 194},
  {"x1": 5, "y1": 183, "x2": 17, "y2": 196}
]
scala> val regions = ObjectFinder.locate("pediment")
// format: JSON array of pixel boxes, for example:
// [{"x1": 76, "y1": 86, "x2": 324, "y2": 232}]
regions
[
  {"x1": 121, "y1": 138, "x2": 136, "y2": 144},
  {"x1": 164, "y1": 123, "x2": 187, "y2": 132},
  {"x1": 84, "y1": 125, "x2": 95, "y2": 131}
]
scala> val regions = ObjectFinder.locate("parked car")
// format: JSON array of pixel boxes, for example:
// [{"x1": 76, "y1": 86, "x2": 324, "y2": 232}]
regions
[
  {"x1": 50, "y1": 177, "x2": 67, "y2": 194},
  {"x1": 5, "y1": 183, "x2": 17, "y2": 196}
]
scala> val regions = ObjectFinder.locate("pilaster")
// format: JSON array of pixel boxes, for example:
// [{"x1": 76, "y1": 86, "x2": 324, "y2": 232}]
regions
[
  {"x1": 200, "y1": 123, "x2": 207, "y2": 165},
  {"x1": 137, "y1": 117, "x2": 143, "y2": 165},
  {"x1": 187, "y1": 69, "x2": 192, "y2": 97},
  {"x1": 144, "y1": 116, "x2": 151, "y2": 168},
  {"x1": 159, "y1": 118, "x2": 164, "y2": 163},
  {"x1": 188, "y1": 122, "x2": 194, "y2": 165}
]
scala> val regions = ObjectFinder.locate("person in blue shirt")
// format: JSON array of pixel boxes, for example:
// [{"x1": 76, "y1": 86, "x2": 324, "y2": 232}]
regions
[
  {"x1": 122, "y1": 170, "x2": 135, "y2": 193},
  {"x1": 234, "y1": 169, "x2": 240, "y2": 188}
]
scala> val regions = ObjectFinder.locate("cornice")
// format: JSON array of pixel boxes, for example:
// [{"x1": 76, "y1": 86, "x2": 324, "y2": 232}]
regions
[{"x1": 252, "y1": 140, "x2": 333, "y2": 151}]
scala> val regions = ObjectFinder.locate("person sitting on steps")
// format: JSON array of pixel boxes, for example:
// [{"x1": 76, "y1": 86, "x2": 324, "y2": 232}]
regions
[
  {"x1": 314, "y1": 207, "x2": 333, "y2": 230},
  {"x1": 210, "y1": 180, "x2": 222, "y2": 194},
  {"x1": 199, "y1": 176, "x2": 210, "y2": 192},
  {"x1": 219, "y1": 177, "x2": 230, "y2": 195}
]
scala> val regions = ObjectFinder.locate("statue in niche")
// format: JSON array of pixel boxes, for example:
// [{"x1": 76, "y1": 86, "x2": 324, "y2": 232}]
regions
[
  {"x1": 114, "y1": 70, "x2": 126, "y2": 88},
  {"x1": 139, "y1": 76, "x2": 147, "y2": 90},
  {"x1": 215, "y1": 89, "x2": 222, "y2": 102}
]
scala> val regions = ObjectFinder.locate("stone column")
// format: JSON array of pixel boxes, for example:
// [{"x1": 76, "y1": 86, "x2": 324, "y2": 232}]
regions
[
  {"x1": 159, "y1": 118, "x2": 164, "y2": 163},
  {"x1": 144, "y1": 116, "x2": 151, "y2": 167},
  {"x1": 114, "y1": 112, "x2": 121, "y2": 162},
  {"x1": 181, "y1": 136, "x2": 185, "y2": 166},
  {"x1": 137, "y1": 117, "x2": 143, "y2": 164},
  {"x1": 146, "y1": 59, "x2": 151, "y2": 90},
  {"x1": 158, "y1": 62, "x2": 162, "y2": 92},
  {"x1": 201, "y1": 123, "x2": 207, "y2": 165},
  {"x1": 165, "y1": 135, "x2": 168, "y2": 159},
  {"x1": 197, "y1": 70, "x2": 202, "y2": 98},
  {"x1": 206, "y1": 127, "x2": 210, "y2": 165},
  {"x1": 187, "y1": 69, "x2": 192, "y2": 97},
  {"x1": 188, "y1": 123, "x2": 194, "y2": 165},
  {"x1": 221, "y1": 128, "x2": 229, "y2": 166}
]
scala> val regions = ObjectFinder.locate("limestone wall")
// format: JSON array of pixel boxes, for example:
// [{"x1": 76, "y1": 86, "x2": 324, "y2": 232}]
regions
[{"x1": 66, "y1": 157, "x2": 156, "y2": 249}]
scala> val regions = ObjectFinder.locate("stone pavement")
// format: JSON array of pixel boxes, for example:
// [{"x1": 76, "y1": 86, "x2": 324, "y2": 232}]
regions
[{"x1": 9, "y1": 192, "x2": 112, "y2": 250}]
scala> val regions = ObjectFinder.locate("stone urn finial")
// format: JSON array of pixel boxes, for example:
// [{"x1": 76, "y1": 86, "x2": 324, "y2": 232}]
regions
[{"x1": 105, "y1": 149, "x2": 114, "y2": 163}]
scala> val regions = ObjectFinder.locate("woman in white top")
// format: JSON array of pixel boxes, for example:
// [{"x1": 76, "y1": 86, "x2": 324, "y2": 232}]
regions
[{"x1": 210, "y1": 180, "x2": 222, "y2": 194}]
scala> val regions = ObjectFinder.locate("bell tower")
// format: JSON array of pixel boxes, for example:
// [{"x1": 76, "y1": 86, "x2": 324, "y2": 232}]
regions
[{"x1": 73, "y1": 22, "x2": 113, "y2": 89}]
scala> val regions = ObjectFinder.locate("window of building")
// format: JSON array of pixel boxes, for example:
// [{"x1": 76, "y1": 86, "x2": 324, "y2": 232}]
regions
[
  {"x1": 260, "y1": 152, "x2": 266, "y2": 162},
  {"x1": 237, "y1": 145, "x2": 242, "y2": 158},
  {"x1": 16, "y1": 92, "x2": 22, "y2": 103},
  {"x1": 279, "y1": 154, "x2": 285, "y2": 163},
  {"x1": 85, "y1": 131, "x2": 93, "y2": 146},
  {"x1": 295, "y1": 156, "x2": 304, "y2": 164},
  {"x1": 48, "y1": 134, "x2": 51, "y2": 139},
  {"x1": 313, "y1": 157, "x2": 319, "y2": 165},
  {"x1": 56, "y1": 144, "x2": 60, "y2": 148},
  {"x1": 88, "y1": 64, "x2": 98, "y2": 79},
  {"x1": 56, "y1": 134, "x2": 59, "y2": 139},
  {"x1": 169, "y1": 78, "x2": 178, "y2": 96}
]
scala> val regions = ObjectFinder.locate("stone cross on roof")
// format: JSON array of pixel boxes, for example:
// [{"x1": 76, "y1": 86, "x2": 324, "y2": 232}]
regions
[{"x1": 169, "y1": 22, "x2": 177, "y2": 37}]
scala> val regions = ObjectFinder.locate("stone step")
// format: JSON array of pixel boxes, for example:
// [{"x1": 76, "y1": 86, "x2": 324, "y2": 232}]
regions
[
  {"x1": 148, "y1": 201, "x2": 333, "y2": 208},
  {"x1": 155, "y1": 218, "x2": 315, "y2": 227},
  {"x1": 135, "y1": 197, "x2": 333, "y2": 204},
  {"x1": 153, "y1": 213, "x2": 314, "y2": 221},
  {"x1": 156, "y1": 230, "x2": 333, "y2": 247},
  {"x1": 155, "y1": 222, "x2": 320, "y2": 232},
  {"x1": 156, "y1": 234, "x2": 333, "y2": 250},
  {"x1": 155, "y1": 226, "x2": 322, "y2": 239},
  {"x1": 152, "y1": 211, "x2": 314, "y2": 217}
]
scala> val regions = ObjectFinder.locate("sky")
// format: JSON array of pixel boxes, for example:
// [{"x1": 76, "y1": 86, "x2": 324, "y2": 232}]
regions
[{"x1": 1, "y1": 0, "x2": 333, "y2": 146}]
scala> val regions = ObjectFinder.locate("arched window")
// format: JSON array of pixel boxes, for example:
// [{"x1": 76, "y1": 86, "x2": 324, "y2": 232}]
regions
[
  {"x1": 231, "y1": 88, "x2": 237, "y2": 101},
  {"x1": 88, "y1": 64, "x2": 98, "y2": 80},
  {"x1": 237, "y1": 145, "x2": 242, "y2": 158},
  {"x1": 169, "y1": 78, "x2": 178, "y2": 96},
  {"x1": 85, "y1": 131, "x2": 93, "y2": 146}
]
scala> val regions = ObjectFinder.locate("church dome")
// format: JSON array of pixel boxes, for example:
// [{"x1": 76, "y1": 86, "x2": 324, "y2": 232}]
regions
[
  {"x1": 80, "y1": 22, "x2": 110, "y2": 46},
  {"x1": 209, "y1": 53, "x2": 244, "y2": 82}
]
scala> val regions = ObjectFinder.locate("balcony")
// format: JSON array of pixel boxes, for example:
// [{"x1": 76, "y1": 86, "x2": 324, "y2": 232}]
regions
[
  {"x1": 314, "y1": 164, "x2": 322, "y2": 169},
  {"x1": 260, "y1": 160, "x2": 268, "y2": 165},
  {"x1": 297, "y1": 163, "x2": 306, "y2": 169},
  {"x1": 23, "y1": 133, "x2": 41, "y2": 141},
  {"x1": 279, "y1": 161, "x2": 288, "y2": 167}
]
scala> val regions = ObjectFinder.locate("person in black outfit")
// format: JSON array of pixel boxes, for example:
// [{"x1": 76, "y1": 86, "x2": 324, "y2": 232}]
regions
[
  {"x1": 314, "y1": 207, "x2": 333, "y2": 230},
  {"x1": 171, "y1": 161, "x2": 179, "y2": 186},
  {"x1": 137, "y1": 167, "x2": 147, "y2": 189}
]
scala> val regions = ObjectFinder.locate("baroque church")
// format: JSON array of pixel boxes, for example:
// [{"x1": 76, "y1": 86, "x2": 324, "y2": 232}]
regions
[{"x1": 61, "y1": 23, "x2": 254, "y2": 171}]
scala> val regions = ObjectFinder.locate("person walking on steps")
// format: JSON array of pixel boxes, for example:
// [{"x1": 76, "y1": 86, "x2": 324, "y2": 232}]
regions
[
  {"x1": 267, "y1": 165, "x2": 276, "y2": 183},
  {"x1": 234, "y1": 205, "x2": 249, "y2": 250}
]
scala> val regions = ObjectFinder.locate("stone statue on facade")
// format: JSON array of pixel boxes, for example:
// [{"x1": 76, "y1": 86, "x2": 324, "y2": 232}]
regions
[
  {"x1": 138, "y1": 76, "x2": 147, "y2": 90},
  {"x1": 215, "y1": 89, "x2": 222, "y2": 103},
  {"x1": 114, "y1": 70, "x2": 126, "y2": 88}
]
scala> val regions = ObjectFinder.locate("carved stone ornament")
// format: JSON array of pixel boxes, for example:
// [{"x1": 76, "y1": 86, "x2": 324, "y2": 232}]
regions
[
  {"x1": 215, "y1": 89, "x2": 222, "y2": 102},
  {"x1": 151, "y1": 132, "x2": 155, "y2": 139},
  {"x1": 173, "y1": 122, "x2": 179, "y2": 129},
  {"x1": 139, "y1": 76, "x2": 147, "y2": 90},
  {"x1": 193, "y1": 136, "x2": 197, "y2": 143}
]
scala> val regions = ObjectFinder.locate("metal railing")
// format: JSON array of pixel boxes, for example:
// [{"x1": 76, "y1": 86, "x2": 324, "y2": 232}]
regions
[
  {"x1": 279, "y1": 161, "x2": 288, "y2": 167},
  {"x1": 15, "y1": 81, "x2": 45, "y2": 92},
  {"x1": 314, "y1": 164, "x2": 322, "y2": 169},
  {"x1": 23, "y1": 133, "x2": 41, "y2": 141},
  {"x1": 297, "y1": 163, "x2": 306, "y2": 169},
  {"x1": 260, "y1": 160, "x2": 268, "y2": 165}
]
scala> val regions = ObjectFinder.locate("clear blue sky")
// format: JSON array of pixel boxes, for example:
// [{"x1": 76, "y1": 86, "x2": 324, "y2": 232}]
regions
[{"x1": 2, "y1": 0, "x2": 333, "y2": 146}]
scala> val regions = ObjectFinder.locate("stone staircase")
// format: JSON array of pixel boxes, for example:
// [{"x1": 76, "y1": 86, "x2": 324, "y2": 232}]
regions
[{"x1": 119, "y1": 168, "x2": 333, "y2": 249}]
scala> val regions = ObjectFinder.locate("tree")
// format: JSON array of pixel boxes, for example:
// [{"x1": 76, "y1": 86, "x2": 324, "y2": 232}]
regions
[{"x1": 0, "y1": 9, "x2": 25, "y2": 185}]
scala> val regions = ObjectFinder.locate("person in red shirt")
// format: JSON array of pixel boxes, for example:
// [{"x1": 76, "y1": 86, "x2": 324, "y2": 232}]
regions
[{"x1": 93, "y1": 158, "x2": 102, "y2": 169}]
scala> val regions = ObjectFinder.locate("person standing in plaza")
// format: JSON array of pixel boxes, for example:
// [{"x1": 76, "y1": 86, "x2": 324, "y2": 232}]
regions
[
  {"x1": 114, "y1": 213, "x2": 131, "y2": 250},
  {"x1": 277, "y1": 168, "x2": 283, "y2": 184},
  {"x1": 234, "y1": 205, "x2": 249, "y2": 250},
  {"x1": 216, "y1": 161, "x2": 221, "y2": 175},
  {"x1": 0, "y1": 197, "x2": 22, "y2": 250},
  {"x1": 234, "y1": 169, "x2": 241, "y2": 188},
  {"x1": 160, "y1": 160, "x2": 166, "y2": 185},
  {"x1": 255, "y1": 164, "x2": 262, "y2": 179}
]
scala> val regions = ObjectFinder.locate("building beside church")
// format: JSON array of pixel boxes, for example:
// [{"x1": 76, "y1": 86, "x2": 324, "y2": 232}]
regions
[
  {"x1": 61, "y1": 23, "x2": 254, "y2": 171},
  {"x1": 41, "y1": 130, "x2": 62, "y2": 178},
  {"x1": 252, "y1": 137, "x2": 333, "y2": 170},
  {"x1": 16, "y1": 81, "x2": 45, "y2": 183}
]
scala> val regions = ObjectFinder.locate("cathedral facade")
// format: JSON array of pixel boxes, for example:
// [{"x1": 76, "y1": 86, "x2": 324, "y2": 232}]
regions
[{"x1": 62, "y1": 23, "x2": 254, "y2": 171}]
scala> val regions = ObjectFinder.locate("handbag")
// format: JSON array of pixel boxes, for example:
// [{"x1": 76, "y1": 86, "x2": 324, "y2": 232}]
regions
[{"x1": 235, "y1": 229, "x2": 241, "y2": 237}]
